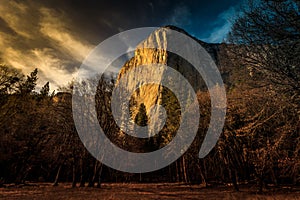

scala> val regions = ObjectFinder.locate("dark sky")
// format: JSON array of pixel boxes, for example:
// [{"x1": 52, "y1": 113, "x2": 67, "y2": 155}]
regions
[{"x1": 0, "y1": 0, "x2": 245, "y2": 90}]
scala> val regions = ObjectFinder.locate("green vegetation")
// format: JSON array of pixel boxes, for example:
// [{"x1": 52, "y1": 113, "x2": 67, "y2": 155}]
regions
[{"x1": 134, "y1": 103, "x2": 148, "y2": 127}]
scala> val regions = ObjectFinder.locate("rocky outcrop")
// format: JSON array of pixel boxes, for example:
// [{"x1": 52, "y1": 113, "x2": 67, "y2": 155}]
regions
[{"x1": 115, "y1": 26, "x2": 226, "y2": 139}]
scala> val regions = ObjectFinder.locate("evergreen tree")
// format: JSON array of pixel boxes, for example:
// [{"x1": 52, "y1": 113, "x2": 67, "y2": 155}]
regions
[
  {"x1": 40, "y1": 82, "x2": 50, "y2": 97},
  {"x1": 19, "y1": 68, "x2": 38, "y2": 94},
  {"x1": 134, "y1": 103, "x2": 148, "y2": 126}
]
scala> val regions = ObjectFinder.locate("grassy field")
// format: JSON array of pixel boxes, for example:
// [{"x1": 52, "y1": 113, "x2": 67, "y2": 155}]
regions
[{"x1": 0, "y1": 183, "x2": 300, "y2": 200}]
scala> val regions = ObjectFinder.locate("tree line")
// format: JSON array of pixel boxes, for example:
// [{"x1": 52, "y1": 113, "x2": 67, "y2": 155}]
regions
[{"x1": 0, "y1": 0, "x2": 299, "y2": 192}]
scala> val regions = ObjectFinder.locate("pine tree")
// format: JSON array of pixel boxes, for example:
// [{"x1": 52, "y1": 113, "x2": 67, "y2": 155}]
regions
[
  {"x1": 134, "y1": 103, "x2": 148, "y2": 126},
  {"x1": 40, "y1": 82, "x2": 50, "y2": 97},
  {"x1": 19, "y1": 68, "x2": 38, "y2": 94}
]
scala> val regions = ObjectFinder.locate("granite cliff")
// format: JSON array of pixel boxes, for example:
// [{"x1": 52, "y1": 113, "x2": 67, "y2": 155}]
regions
[{"x1": 117, "y1": 26, "x2": 225, "y2": 119}]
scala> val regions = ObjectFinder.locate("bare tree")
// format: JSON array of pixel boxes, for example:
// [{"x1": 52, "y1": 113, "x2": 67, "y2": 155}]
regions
[{"x1": 228, "y1": 0, "x2": 300, "y2": 106}]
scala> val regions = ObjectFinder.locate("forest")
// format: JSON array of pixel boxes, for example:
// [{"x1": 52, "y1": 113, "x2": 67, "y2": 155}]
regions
[{"x1": 0, "y1": 0, "x2": 299, "y2": 196}]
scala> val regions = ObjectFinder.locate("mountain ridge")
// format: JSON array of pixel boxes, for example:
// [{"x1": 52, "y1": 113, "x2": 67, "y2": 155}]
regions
[{"x1": 115, "y1": 26, "x2": 227, "y2": 139}]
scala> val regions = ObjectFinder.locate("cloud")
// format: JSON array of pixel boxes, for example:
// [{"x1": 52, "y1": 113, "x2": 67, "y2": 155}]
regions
[
  {"x1": 0, "y1": 1, "x2": 94, "y2": 91},
  {"x1": 39, "y1": 8, "x2": 93, "y2": 62},
  {"x1": 201, "y1": 6, "x2": 239, "y2": 43},
  {"x1": 0, "y1": 1, "x2": 32, "y2": 38},
  {"x1": 2, "y1": 47, "x2": 75, "y2": 91},
  {"x1": 31, "y1": 48, "x2": 78, "y2": 90},
  {"x1": 203, "y1": 22, "x2": 232, "y2": 43},
  {"x1": 0, "y1": 0, "x2": 245, "y2": 90}
]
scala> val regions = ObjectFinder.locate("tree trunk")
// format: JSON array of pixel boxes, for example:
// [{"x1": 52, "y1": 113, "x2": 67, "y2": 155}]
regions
[
  {"x1": 202, "y1": 160, "x2": 208, "y2": 187},
  {"x1": 175, "y1": 160, "x2": 180, "y2": 182},
  {"x1": 198, "y1": 161, "x2": 207, "y2": 187},
  {"x1": 182, "y1": 156, "x2": 188, "y2": 183},
  {"x1": 72, "y1": 162, "x2": 76, "y2": 188},
  {"x1": 53, "y1": 165, "x2": 62, "y2": 186},
  {"x1": 88, "y1": 164, "x2": 96, "y2": 187},
  {"x1": 139, "y1": 173, "x2": 142, "y2": 182},
  {"x1": 258, "y1": 173, "x2": 264, "y2": 193},
  {"x1": 96, "y1": 163, "x2": 103, "y2": 188},
  {"x1": 79, "y1": 157, "x2": 85, "y2": 187},
  {"x1": 229, "y1": 168, "x2": 239, "y2": 191},
  {"x1": 79, "y1": 174, "x2": 85, "y2": 187},
  {"x1": 168, "y1": 165, "x2": 172, "y2": 182}
]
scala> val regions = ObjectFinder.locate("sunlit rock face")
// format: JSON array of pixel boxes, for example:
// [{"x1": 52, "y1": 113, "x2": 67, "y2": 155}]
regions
[
  {"x1": 115, "y1": 26, "x2": 223, "y2": 139},
  {"x1": 52, "y1": 92, "x2": 72, "y2": 103}
]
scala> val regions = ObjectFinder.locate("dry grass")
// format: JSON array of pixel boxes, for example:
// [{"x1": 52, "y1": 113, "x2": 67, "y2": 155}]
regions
[{"x1": 0, "y1": 183, "x2": 299, "y2": 200}]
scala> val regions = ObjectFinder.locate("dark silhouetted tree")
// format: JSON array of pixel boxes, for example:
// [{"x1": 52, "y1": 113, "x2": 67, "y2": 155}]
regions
[
  {"x1": 19, "y1": 68, "x2": 38, "y2": 94},
  {"x1": 40, "y1": 82, "x2": 50, "y2": 97},
  {"x1": 228, "y1": 0, "x2": 300, "y2": 105},
  {"x1": 134, "y1": 103, "x2": 148, "y2": 127}
]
